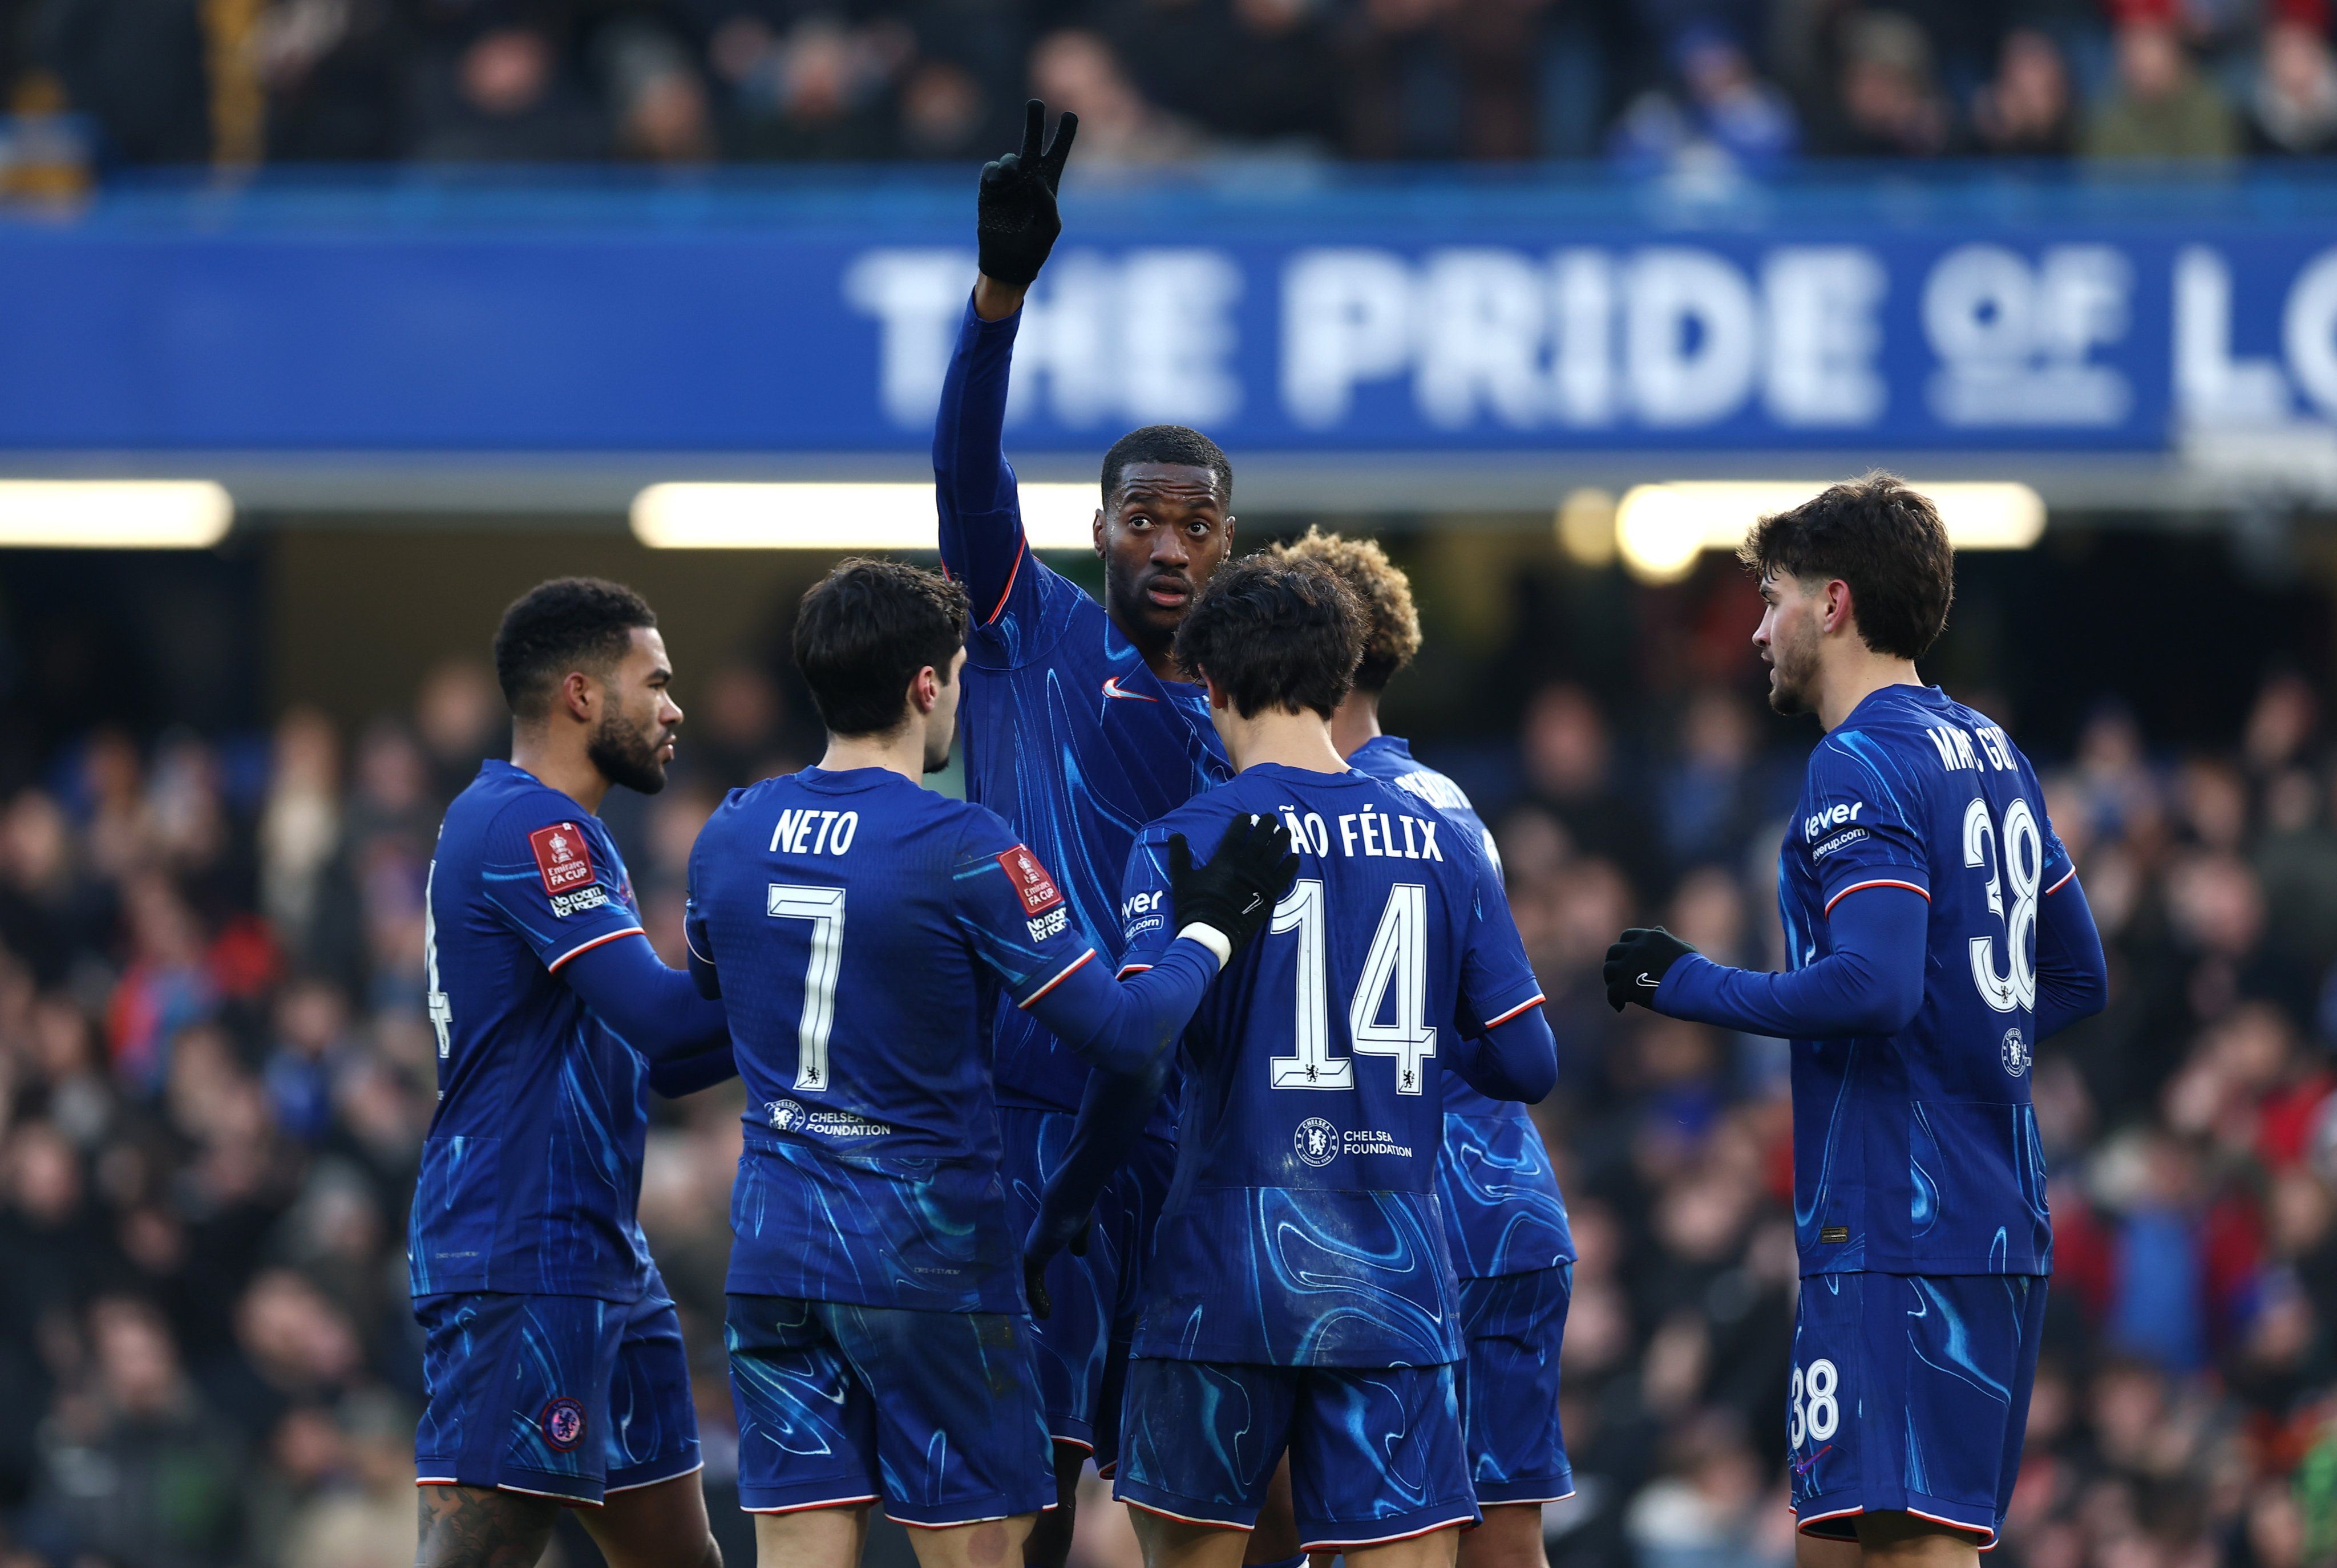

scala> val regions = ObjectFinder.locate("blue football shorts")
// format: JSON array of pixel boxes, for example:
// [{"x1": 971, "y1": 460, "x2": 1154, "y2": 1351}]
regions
[
  {"x1": 414, "y1": 1277, "x2": 702, "y2": 1506},
  {"x1": 1114, "y1": 1356, "x2": 1478, "y2": 1551},
  {"x1": 1788, "y1": 1272, "x2": 2048, "y2": 1548},
  {"x1": 726, "y1": 1293, "x2": 1056, "y2": 1529},
  {"x1": 1457, "y1": 1264, "x2": 1574, "y2": 1506},
  {"x1": 997, "y1": 1105, "x2": 1175, "y2": 1468}
]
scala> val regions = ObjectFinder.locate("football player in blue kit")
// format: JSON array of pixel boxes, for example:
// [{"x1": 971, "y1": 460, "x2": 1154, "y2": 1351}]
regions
[
  {"x1": 685, "y1": 561, "x2": 1296, "y2": 1568},
  {"x1": 1602, "y1": 477, "x2": 2109, "y2": 1565},
  {"x1": 1275, "y1": 530, "x2": 1576, "y2": 1568},
  {"x1": 1025, "y1": 555, "x2": 1562, "y2": 1568},
  {"x1": 412, "y1": 578, "x2": 742, "y2": 1568},
  {"x1": 942, "y1": 97, "x2": 1299, "y2": 1565}
]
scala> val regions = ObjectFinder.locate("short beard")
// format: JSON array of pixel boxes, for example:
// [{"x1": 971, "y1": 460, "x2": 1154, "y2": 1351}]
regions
[
  {"x1": 589, "y1": 712, "x2": 668, "y2": 795},
  {"x1": 1768, "y1": 640, "x2": 1818, "y2": 716}
]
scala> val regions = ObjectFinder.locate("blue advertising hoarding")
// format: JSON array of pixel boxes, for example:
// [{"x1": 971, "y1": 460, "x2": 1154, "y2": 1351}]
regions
[{"x1": 2, "y1": 172, "x2": 2336, "y2": 455}]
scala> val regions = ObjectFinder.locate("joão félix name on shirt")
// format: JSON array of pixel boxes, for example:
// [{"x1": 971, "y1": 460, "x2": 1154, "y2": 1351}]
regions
[{"x1": 1272, "y1": 805, "x2": 1447, "y2": 862}]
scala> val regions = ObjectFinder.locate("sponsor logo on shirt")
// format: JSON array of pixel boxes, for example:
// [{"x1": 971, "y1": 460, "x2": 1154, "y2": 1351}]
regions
[
  {"x1": 1802, "y1": 801, "x2": 1865, "y2": 842},
  {"x1": 1810, "y1": 827, "x2": 1870, "y2": 862},
  {"x1": 540, "y1": 1397, "x2": 586, "y2": 1451},
  {"x1": 529, "y1": 824, "x2": 599, "y2": 896},
  {"x1": 1026, "y1": 907, "x2": 1069, "y2": 942},
  {"x1": 766, "y1": 1099, "x2": 893, "y2": 1138},
  {"x1": 548, "y1": 884, "x2": 610, "y2": 919},
  {"x1": 2000, "y1": 1028, "x2": 2030, "y2": 1077},
  {"x1": 1291, "y1": 1119, "x2": 1415, "y2": 1166},
  {"x1": 1101, "y1": 676, "x2": 1157, "y2": 702},
  {"x1": 1819, "y1": 1226, "x2": 1850, "y2": 1243},
  {"x1": 997, "y1": 845, "x2": 1064, "y2": 916}
]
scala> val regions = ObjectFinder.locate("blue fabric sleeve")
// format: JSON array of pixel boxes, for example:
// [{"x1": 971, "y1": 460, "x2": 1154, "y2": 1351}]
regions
[
  {"x1": 682, "y1": 893, "x2": 719, "y2": 999},
  {"x1": 1446, "y1": 1006, "x2": 1558, "y2": 1103},
  {"x1": 1029, "y1": 1054, "x2": 1175, "y2": 1261},
  {"x1": 2033, "y1": 873, "x2": 2108, "y2": 1039},
  {"x1": 1654, "y1": 884, "x2": 1930, "y2": 1039},
  {"x1": 478, "y1": 800, "x2": 646, "y2": 970},
  {"x1": 1457, "y1": 842, "x2": 1548, "y2": 1031},
  {"x1": 933, "y1": 298, "x2": 1038, "y2": 634},
  {"x1": 645, "y1": 1042, "x2": 738, "y2": 1098},
  {"x1": 559, "y1": 931, "x2": 732, "y2": 1064},
  {"x1": 1801, "y1": 730, "x2": 1933, "y2": 913},
  {"x1": 1025, "y1": 936, "x2": 1219, "y2": 1077}
]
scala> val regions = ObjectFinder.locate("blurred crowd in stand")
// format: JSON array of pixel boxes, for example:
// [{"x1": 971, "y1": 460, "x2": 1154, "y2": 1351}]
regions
[
  {"x1": 3, "y1": 634, "x2": 2337, "y2": 1567},
  {"x1": 3, "y1": 0, "x2": 2337, "y2": 174}
]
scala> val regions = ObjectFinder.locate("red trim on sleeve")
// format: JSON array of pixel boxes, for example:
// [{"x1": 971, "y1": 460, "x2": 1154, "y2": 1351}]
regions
[
  {"x1": 545, "y1": 926, "x2": 645, "y2": 973},
  {"x1": 1482, "y1": 993, "x2": 1547, "y2": 1029},
  {"x1": 1018, "y1": 948, "x2": 1095, "y2": 1009},
  {"x1": 1822, "y1": 880, "x2": 1930, "y2": 917},
  {"x1": 1116, "y1": 963, "x2": 1153, "y2": 979},
  {"x1": 2044, "y1": 866, "x2": 2076, "y2": 896},
  {"x1": 986, "y1": 542, "x2": 1026, "y2": 626}
]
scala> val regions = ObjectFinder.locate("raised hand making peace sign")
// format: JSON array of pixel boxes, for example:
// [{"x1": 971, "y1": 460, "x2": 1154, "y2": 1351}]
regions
[{"x1": 976, "y1": 98, "x2": 1079, "y2": 291}]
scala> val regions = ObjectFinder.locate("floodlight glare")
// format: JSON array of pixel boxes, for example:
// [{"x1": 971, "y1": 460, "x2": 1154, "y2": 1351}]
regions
[
  {"x1": 0, "y1": 481, "x2": 233, "y2": 548},
  {"x1": 632, "y1": 483, "x2": 1099, "y2": 550},
  {"x1": 1612, "y1": 481, "x2": 2045, "y2": 584}
]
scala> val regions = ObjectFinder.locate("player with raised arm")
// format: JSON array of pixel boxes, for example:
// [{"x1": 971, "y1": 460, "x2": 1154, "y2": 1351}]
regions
[
  {"x1": 940, "y1": 96, "x2": 1266, "y2": 1561},
  {"x1": 411, "y1": 578, "x2": 738, "y2": 1568},
  {"x1": 1026, "y1": 556, "x2": 1560, "y2": 1568},
  {"x1": 686, "y1": 561, "x2": 1294, "y2": 1568},
  {"x1": 1273, "y1": 530, "x2": 1576, "y2": 1568},
  {"x1": 1600, "y1": 477, "x2": 2109, "y2": 1566}
]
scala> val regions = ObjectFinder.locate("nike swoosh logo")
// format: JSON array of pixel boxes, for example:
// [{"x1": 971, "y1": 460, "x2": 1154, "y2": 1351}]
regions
[
  {"x1": 1637, "y1": 973, "x2": 1659, "y2": 988},
  {"x1": 1102, "y1": 677, "x2": 1158, "y2": 703}
]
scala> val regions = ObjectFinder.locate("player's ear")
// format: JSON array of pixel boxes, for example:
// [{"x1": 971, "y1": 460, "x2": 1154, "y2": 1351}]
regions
[
  {"x1": 1822, "y1": 578, "x2": 1856, "y2": 636},
  {"x1": 559, "y1": 669, "x2": 596, "y2": 724},
  {"x1": 1091, "y1": 507, "x2": 1106, "y2": 559}
]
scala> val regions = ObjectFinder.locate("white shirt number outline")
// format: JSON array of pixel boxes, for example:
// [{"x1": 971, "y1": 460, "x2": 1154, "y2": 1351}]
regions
[
  {"x1": 1269, "y1": 878, "x2": 1438, "y2": 1095},
  {"x1": 768, "y1": 884, "x2": 846, "y2": 1092},
  {"x1": 1962, "y1": 795, "x2": 2041, "y2": 1014}
]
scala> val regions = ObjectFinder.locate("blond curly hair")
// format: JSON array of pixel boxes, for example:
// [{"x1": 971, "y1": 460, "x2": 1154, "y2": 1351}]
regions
[{"x1": 1267, "y1": 527, "x2": 1422, "y2": 693}]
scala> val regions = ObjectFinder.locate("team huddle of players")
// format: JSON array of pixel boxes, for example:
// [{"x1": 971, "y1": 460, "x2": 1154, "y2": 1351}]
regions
[{"x1": 402, "y1": 98, "x2": 2113, "y2": 1568}]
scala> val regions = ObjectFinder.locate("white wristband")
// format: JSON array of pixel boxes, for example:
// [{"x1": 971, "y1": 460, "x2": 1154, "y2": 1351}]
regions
[{"x1": 1176, "y1": 923, "x2": 1234, "y2": 970}]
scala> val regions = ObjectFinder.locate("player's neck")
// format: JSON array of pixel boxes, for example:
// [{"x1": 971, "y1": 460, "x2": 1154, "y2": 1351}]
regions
[
  {"x1": 1120, "y1": 618, "x2": 1182, "y2": 683},
  {"x1": 818, "y1": 727, "x2": 925, "y2": 783},
  {"x1": 1816, "y1": 650, "x2": 1924, "y2": 732},
  {"x1": 1330, "y1": 692, "x2": 1382, "y2": 759},
  {"x1": 1222, "y1": 709, "x2": 1351, "y2": 775},
  {"x1": 510, "y1": 726, "x2": 610, "y2": 813}
]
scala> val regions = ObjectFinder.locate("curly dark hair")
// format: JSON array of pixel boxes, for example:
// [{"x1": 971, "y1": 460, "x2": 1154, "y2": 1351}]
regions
[
  {"x1": 1738, "y1": 473, "x2": 1955, "y2": 660},
  {"x1": 1173, "y1": 554, "x2": 1363, "y2": 719},
  {"x1": 1268, "y1": 528, "x2": 1421, "y2": 693},
  {"x1": 492, "y1": 577, "x2": 658, "y2": 720},
  {"x1": 792, "y1": 558, "x2": 971, "y2": 736}
]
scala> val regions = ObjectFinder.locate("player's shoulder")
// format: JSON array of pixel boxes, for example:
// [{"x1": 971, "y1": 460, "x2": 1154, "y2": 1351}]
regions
[
  {"x1": 449, "y1": 762, "x2": 592, "y2": 854},
  {"x1": 1141, "y1": 773, "x2": 1254, "y2": 841},
  {"x1": 1351, "y1": 735, "x2": 1477, "y2": 816},
  {"x1": 968, "y1": 552, "x2": 1096, "y2": 667}
]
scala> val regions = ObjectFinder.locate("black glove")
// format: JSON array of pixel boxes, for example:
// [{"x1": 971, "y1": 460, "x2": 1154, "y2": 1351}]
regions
[
  {"x1": 977, "y1": 99, "x2": 1077, "y2": 289},
  {"x1": 1169, "y1": 815, "x2": 1299, "y2": 962},
  {"x1": 1603, "y1": 927, "x2": 1696, "y2": 1012},
  {"x1": 1022, "y1": 1206, "x2": 1091, "y2": 1320}
]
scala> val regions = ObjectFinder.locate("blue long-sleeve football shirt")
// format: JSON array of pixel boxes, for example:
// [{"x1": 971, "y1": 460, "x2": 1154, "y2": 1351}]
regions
[{"x1": 933, "y1": 299, "x2": 1232, "y2": 1129}]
